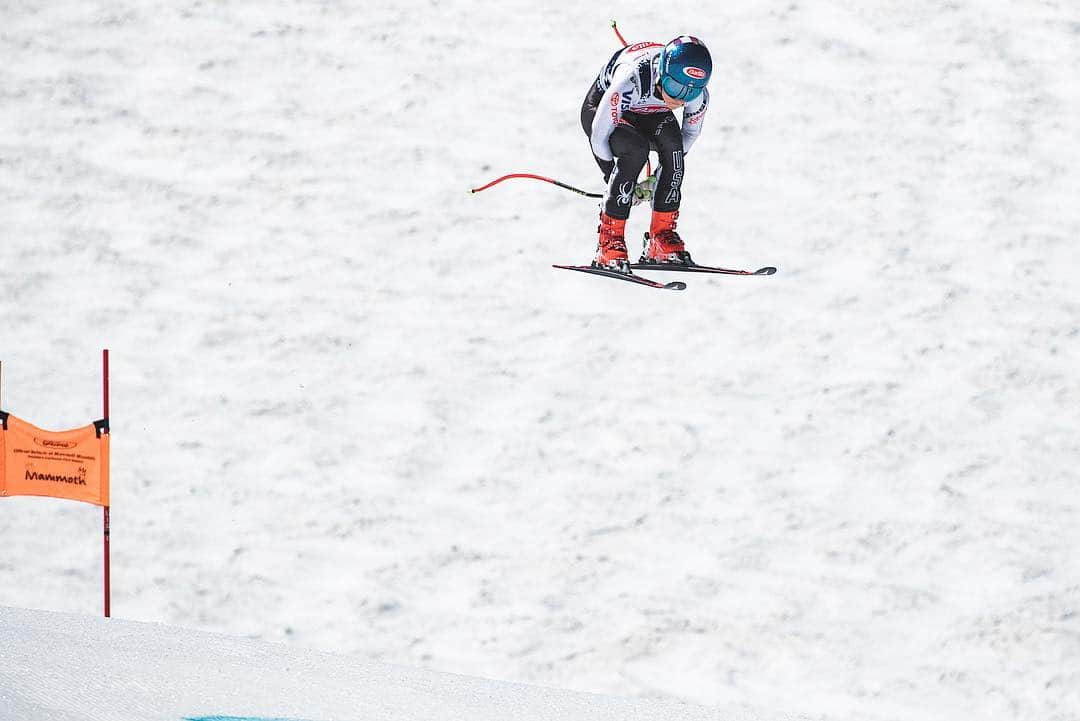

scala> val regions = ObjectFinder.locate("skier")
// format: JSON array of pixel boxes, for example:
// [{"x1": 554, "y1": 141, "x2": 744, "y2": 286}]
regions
[{"x1": 581, "y1": 35, "x2": 712, "y2": 272}]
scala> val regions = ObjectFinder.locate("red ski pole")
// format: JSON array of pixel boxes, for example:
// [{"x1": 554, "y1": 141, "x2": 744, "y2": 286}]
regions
[
  {"x1": 611, "y1": 19, "x2": 629, "y2": 48},
  {"x1": 470, "y1": 22, "x2": 653, "y2": 203},
  {"x1": 469, "y1": 173, "x2": 602, "y2": 199}
]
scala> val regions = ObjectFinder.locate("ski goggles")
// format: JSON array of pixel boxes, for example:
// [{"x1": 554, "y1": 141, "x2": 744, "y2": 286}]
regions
[{"x1": 660, "y1": 74, "x2": 705, "y2": 102}]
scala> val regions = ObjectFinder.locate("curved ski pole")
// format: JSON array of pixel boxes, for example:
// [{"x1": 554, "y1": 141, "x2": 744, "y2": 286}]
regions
[
  {"x1": 611, "y1": 19, "x2": 629, "y2": 47},
  {"x1": 471, "y1": 23, "x2": 649, "y2": 202},
  {"x1": 469, "y1": 173, "x2": 603, "y2": 199}
]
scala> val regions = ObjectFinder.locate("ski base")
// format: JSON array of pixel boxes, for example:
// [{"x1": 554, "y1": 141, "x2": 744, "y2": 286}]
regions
[
  {"x1": 630, "y1": 261, "x2": 777, "y2": 276},
  {"x1": 553, "y1": 264, "x2": 687, "y2": 290}
]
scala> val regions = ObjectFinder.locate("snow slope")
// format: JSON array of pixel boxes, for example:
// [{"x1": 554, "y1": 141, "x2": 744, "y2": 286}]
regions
[
  {"x1": 2, "y1": 2, "x2": 1079, "y2": 720},
  {"x1": 0, "y1": 605, "x2": 726, "y2": 721}
]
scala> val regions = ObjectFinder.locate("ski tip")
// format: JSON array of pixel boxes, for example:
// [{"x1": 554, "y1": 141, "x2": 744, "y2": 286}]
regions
[{"x1": 755, "y1": 266, "x2": 778, "y2": 275}]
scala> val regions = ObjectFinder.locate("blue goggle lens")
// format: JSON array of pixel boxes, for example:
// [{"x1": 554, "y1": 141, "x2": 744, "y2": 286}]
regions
[{"x1": 661, "y1": 75, "x2": 703, "y2": 102}]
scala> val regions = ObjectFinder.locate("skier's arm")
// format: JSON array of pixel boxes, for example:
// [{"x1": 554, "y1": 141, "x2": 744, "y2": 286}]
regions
[
  {"x1": 681, "y1": 88, "x2": 709, "y2": 155},
  {"x1": 589, "y1": 68, "x2": 639, "y2": 162}
]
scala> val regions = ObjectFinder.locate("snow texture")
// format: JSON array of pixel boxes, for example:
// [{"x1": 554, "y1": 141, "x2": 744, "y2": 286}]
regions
[
  {"x1": 0, "y1": 606, "x2": 725, "y2": 721},
  {"x1": 1, "y1": 2, "x2": 1079, "y2": 720}
]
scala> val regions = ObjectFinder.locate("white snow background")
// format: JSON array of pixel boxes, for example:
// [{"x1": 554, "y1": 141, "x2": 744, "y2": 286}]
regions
[
  {"x1": 0, "y1": 606, "x2": 724, "y2": 721},
  {"x1": 1, "y1": 1, "x2": 1079, "y2": 720}
]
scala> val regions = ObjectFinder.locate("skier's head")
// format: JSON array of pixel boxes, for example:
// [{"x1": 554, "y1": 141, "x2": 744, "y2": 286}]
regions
[{"x1": 658, "y1": 36, "x2": 712, "y2": 102}]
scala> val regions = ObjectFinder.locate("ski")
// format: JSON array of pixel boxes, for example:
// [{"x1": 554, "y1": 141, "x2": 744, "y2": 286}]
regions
[
  {"x1": 630, "y1": 261, "x2": 777, "y2": 276},
  {"x1": 552, "y1": 264, "x2": 687, "y2": 290}
]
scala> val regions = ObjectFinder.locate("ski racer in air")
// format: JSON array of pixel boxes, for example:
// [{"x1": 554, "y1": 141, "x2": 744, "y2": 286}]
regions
[{"x1": 581, "y1": 35, "x2": 712, "y2": 272}]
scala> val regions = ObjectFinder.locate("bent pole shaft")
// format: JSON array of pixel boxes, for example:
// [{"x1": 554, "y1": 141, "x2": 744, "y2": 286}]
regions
[
  {"x1": 611, "y1": 19, "x2": 628, "y2": 48},
  {"x1": 469, "y1": 173, "x2": 602, "y2": 199},
  {"x1": 469, "y1": 22, "x2": 644, "y2": 202}
]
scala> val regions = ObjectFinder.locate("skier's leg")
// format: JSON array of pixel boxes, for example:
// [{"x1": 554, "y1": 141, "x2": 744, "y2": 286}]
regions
[
  {"x1": 643, "y1": 113, "x2": 691, "y2": 263},
  {"x1": 651, "y1": 113, "x2": 685, "y2": 212},
  {"x1": 602, "y1": 123, "x2": 650, "y2": 220},
  {"x1": 580, "y1": 92, "x2": 648, "y2": 271},
  {"x1": 589, "y1": 124, "x2": 650, "y2": 271}
]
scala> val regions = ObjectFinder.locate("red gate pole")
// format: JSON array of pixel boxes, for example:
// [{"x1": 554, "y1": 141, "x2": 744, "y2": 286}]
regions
[{"x1": 103, "y1": 349, "x2": 110, "y2": 618}]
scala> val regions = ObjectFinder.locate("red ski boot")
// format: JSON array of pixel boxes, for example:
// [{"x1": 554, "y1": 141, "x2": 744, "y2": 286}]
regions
[
  {"x1": 593, "y1": 212, "x2": 630, "y2": 273},
  {"x1": 641, "y1": 210, "x2": 692, "y2": 264}
]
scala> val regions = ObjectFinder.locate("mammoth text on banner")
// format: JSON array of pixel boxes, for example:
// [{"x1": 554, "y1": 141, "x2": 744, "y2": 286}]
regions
[{"x1": 0, "y1": 413, "x2": 110, "y2": 507}]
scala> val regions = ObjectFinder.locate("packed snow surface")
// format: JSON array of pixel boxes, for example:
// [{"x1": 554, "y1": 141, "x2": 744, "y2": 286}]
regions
[
  {"x1": 2, "y1": 2, "x2": 1079, "y2": 721},
  {"x1": 0, "y1": 606, "x2": 724, "y2": 721}
]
